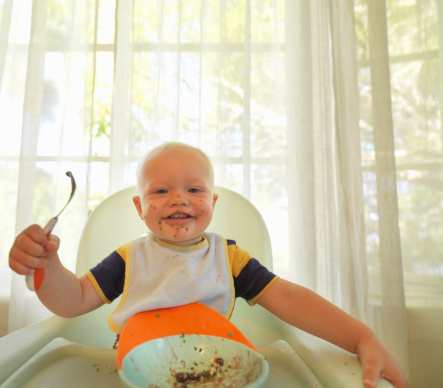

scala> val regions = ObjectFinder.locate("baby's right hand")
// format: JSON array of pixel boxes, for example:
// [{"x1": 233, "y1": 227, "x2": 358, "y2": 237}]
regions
[{"x1": 9, "y1": 224, "x2": 60, "y2": 275}]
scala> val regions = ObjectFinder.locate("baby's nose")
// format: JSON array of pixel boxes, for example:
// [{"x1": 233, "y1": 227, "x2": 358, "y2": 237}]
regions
[{"x1": 169, "y1": 194, "x2": 188, "y2": 205}]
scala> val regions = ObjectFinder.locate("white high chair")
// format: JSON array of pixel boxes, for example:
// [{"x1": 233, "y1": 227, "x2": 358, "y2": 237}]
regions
[{"x1": 0, "y1": 186, "x2": 392, "y2": 387}]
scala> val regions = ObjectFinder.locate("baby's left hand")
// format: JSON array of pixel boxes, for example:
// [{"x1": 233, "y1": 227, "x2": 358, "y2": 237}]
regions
[{"x1": 356, "y1": 335, "x2": 408, "y2": 388}]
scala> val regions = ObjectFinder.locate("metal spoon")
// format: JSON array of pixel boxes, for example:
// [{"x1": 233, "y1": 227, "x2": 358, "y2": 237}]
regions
[{"x1": 26, "y1": 171, "x2": 77, "y2": 292}]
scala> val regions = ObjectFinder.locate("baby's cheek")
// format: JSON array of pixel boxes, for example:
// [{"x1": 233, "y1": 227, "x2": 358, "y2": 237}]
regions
[{"x1": 198, "y1": 200, "x2": 206, "y2": 217}]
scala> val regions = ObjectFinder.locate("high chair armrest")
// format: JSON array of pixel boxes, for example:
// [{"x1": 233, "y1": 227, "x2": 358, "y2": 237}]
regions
[
  {"x1": 286, "y1": 332, "x2": 394, "y2": 388},
  {"x1": 0, "y1": 315, "x2": 67, "y2": 384}
]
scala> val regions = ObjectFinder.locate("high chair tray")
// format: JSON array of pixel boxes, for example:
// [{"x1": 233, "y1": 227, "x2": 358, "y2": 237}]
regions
[
  {"x1": 260, "y1": 340, "x2": 324, "y2": 387},
  {"x1": 2, "y1": 337, "x2": 323, "y2": 388},
  {"x1": 1, "y1": 338, "x2": 122, "y2": 388}
]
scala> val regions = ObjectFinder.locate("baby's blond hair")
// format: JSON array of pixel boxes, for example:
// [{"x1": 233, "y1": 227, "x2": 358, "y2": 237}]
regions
[{"x1": 136, "y1": 141, "x2": 214, "y2": 194}]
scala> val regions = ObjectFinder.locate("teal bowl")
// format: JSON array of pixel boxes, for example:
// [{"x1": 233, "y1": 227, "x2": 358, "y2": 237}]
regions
[{"x1": 119, "y1": 334, "x2": 269, "y2": 388}]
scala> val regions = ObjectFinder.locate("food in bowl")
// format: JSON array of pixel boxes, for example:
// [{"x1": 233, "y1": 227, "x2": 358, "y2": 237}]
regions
[{"x1": 171, "y1": 356, "x2": 224, "y2": 383}]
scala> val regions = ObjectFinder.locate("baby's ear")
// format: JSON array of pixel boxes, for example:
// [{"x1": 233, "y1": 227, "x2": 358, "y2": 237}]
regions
[
  {"x1": 212, "y1": 193, "x2": 219, "y2": 208},
  {"x1": 133, "y1": 196, "x2": 143, "y2": 219}
]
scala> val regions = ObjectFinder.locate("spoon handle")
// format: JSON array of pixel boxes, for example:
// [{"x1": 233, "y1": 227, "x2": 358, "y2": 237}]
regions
[{"x1": 25, "y1": 217, "x2": 58, "y2": 292}]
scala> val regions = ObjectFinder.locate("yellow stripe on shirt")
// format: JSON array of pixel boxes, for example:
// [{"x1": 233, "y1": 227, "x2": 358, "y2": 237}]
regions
[
  {"x1": 247, "y1": 275, "x2": 280, "y2": 306},
  {"x1": 85, "y1": 270, "x2": 112, "y2": 304},
  {"x1": 227, "y1": 244, "x2": 252, "y2": 277},
  {"x1": 116, "y1": 241, "x2": 133, "y2": 261},
  {"x1": 108, "y1": 241, "x2": 133, "y2": 334}
]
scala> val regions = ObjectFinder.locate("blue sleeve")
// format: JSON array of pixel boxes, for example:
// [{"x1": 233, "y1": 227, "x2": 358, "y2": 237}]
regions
[
  {"x1": 233, "y1": 258, "x2": 277, "y2": 300},
  {"x1": 88, "y1": 251, "x2": 125, "y2": 302},
  {"x1": 227, "y1": 239, "x2": 277, "y2": 301}
]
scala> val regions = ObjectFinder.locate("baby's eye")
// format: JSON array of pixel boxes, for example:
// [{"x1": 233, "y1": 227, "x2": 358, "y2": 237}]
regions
[
  {"x1": 188, "y1": 188, "x2": 200, "y2": 193},
  {"x1": 156, "y1": 189, "x2": 168, "y2": 194}
]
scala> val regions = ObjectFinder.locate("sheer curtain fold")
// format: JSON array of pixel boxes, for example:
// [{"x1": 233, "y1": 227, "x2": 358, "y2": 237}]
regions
[
  {"x1": 286, "y1": 0, "x2": 409, "y2": 374},
  {"x1": 6, "y1": 0, "x2": 95, "y2": 332},
  {"x1": 109, "y1": 0, "x2": 133, "y2": 194},
  {"x1": 329, "y1": 0, "x2": 369, "y2": 322},
  {"x1": 285, "y1": 0, "x2": 317, "y2": 289},
  {"x1": 241, "y1": 0, "x2": 252, "y2": 198},
  {"x1": 367, "y1": 0, "x2": 409, "y2": 373},
  {"x1": 0, "y1": 0, "x2": 13, "y2": 90},
  {"x1": 9, "y1": 0, "x2": 51, "y2": 332}
]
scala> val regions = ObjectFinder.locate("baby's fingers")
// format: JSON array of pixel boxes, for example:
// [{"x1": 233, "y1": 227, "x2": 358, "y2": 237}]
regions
[
  {"x1": 45, "y1": 234, "x2": 60, "y2": 252},
  {"x1": 9, "y1": 224, "x2": 59, "y2": 275},
  {"x1": 358, "y1": 340, "x2": 409, "y2": 388},
  {"x1": 380, "y1": 367, "x2": 409, "y2": 388},
  {"x1": 361, "y1": 357, "x2": 381, "y2": 388},
  {"x1": 9, "y1": 248, "x2": 48, "y2": 275},
  {"x1": 15, "y1": 225, "x2": 48, "y2": 256}
]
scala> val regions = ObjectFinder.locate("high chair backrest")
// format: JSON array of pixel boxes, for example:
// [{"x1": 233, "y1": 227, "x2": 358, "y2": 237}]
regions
[
  {"x1": 73, "y1": 185, "x2": 274, "y2": 346},
  {"x1": 76, "y1": 185, "x2": 273, "y2": 275}
]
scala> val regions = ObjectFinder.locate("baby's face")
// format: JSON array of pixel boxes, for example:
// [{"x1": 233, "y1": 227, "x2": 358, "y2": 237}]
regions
[{"x1": 133, "y1": 149, "x2": 218, "y2": 246}]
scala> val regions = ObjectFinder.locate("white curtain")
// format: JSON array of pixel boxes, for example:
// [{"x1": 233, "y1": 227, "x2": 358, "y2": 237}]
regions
[
  {"x1": 2, "y1": 0, "x2": 442, "y2": 380},
  {"x1": 286, "y1": 0, "x2": 369, "y2": 318},
  {"x1": 286, "y1": 0, "x2": 410, "y2": 374}
]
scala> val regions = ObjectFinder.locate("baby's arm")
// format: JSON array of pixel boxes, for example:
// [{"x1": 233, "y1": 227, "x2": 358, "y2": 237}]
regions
[
  {"x1": 257, "y1": 278, "x2": 408, "y2": 388},
  {"x1": 9, "y1": 224, "x2": 104, "y2": 317}
]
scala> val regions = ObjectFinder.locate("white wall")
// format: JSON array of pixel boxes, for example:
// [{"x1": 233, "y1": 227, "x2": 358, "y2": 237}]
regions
[
  {"x1": 407, "y1": 306, "x2": 443, "y2": 388},
  {"x1": 0, "y1": 268, "x2": 10, "y2": 337},
  {"x1": 0, "y1": 296, "x2": 8, "y2": 337}
]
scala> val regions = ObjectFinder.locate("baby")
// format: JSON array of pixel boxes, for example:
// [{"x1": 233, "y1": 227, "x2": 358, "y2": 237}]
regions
[{"x1": 9, "y1": 141, "x2": 408, "y2": 388}]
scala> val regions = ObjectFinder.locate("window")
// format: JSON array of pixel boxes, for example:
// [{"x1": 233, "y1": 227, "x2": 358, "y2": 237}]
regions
[
  {"x1": 0, "y1": 0, "x2": 290, "y2": 280},
  {"x1": 355, "y1": 0, "x2": 443, "y2": 303}
]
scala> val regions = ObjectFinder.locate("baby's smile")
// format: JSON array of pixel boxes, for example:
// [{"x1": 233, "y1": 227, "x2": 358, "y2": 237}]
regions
[{"x1": 163, "y1": 212, "x2": 195, "y2": 226}]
